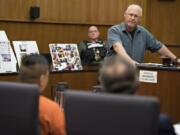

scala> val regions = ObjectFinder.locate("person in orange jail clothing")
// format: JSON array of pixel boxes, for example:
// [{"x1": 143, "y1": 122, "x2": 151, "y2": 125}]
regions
[{"x1": 18, "y1": 54, "x2": 66, "y2": 135}]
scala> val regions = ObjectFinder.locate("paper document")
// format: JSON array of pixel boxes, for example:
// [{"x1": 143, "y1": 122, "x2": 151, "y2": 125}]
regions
[
  {"x1": 0, "y1": 42, "x2": 17, "y2": 73},
  {"x1": 174, "y1": 123, "x2": 180, "y2": 135},
  {"x1": 13, "y1": 41, "x2": 39, "y2": 67}
]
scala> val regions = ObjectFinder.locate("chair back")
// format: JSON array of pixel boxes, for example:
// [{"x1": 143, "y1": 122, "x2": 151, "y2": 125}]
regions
[
  {"x1": 0, "y1": 82, "x2": 40, "y2": 135},
  {"x1": 64, "y1": 90, "x2": 159, "y2": 135}
]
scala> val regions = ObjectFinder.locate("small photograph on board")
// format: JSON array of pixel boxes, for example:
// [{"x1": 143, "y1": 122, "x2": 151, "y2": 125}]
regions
[
  {"x1": 49, "y1": 43, "x2": 83, "y2": 71},
  {"x1": 13, "y1": 41, "x2": 39, "y2": 67},
  {"x1": 1, "y1": 54, "x2": 11, "y2": 62}
]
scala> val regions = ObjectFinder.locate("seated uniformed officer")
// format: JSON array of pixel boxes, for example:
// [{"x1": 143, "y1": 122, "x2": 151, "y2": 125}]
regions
[{"x1": 78, "y1": 26, "x2": 107, "y2": 65}]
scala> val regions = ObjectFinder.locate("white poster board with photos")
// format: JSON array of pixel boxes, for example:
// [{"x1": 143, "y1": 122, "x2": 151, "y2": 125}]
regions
[
  {"x1": 13, "y1": 41, "x2": 39, "y2": 67},
  {"x1": 0, "y1": 31, "x2": 17, "y2": 73},
  {"x1": 49, "y1": 43, "x2": 83, "y2": 71}
]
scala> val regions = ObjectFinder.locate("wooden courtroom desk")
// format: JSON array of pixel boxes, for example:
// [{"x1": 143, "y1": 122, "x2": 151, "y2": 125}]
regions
[
  {"x1": 0, "y1": 64, "x2": 180, "y2": 122},
  {"x1": 137, "y1": 64, "x2": 180, "y2": 123},
  {"x1": 0, "y1": 65, "x2": 99, "y2": 99},
  {"x1": 47, "y1": 65, "x2": 99, "y2": 98}
]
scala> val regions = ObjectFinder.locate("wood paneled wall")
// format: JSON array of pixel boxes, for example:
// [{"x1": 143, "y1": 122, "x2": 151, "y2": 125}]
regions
[
  {"x1": 0, "y1": 0, "x2": 146, "y2": 25},
  {"x1": 0, "y1": 22, "x2": 109, "y2": 52},
  {"x1": 146, "y1": 0, "x2": 180, "y2": 44},
  {"x1": 145, "y1": 0, "x2": 180, "y2": 63},
  {"x1": 0, "y1": 0, "x2": 146, "y2": 53},
  {"x1": 145, "y1": 46, "x2": 180, "y2": 63},
  {"x1": 0, "y1": 0, "x2": 179, "y2": 61}
]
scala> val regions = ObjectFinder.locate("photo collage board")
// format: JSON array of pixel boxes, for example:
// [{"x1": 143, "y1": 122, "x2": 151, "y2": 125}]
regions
[{"x1": 49, "y1": 43, "x2": 83, "y2": 71}]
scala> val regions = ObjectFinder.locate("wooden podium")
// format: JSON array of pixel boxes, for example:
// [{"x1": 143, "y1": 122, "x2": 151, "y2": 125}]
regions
[{"x1": 137, "y1": 64, "x2": 180, "y2": 123}]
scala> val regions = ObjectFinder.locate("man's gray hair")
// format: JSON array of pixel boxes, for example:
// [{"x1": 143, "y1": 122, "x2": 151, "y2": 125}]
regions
[
  {"x1": 125, "y1": 4, "x2": 142, "y2": 17},
  {"x1": 99, "y1": 55, "x2": 138, "y2": 94}
]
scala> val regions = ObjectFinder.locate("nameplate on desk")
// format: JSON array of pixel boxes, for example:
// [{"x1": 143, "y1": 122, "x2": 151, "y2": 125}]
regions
[{"x1": 139, "y1": 70, "x2": 157, "y2": 83}]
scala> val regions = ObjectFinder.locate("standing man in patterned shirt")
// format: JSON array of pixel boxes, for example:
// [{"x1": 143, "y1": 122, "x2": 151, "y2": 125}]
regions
[{"x1": 107, "y1": 4, "x2": 180, "y2": 64}]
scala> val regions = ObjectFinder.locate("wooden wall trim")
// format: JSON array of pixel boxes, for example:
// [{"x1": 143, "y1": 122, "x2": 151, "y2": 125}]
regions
[{"x1": 0, "y1": 19, "x2": 114, "y2": 26}]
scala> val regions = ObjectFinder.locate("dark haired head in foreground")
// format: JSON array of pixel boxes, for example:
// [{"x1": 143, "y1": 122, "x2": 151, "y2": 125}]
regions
[
  {"x1": 19, "y1": 54, "x2": 49, "y2": 89},
  {"x1": 99, "y1": 55, "x2": 176, "y2": 135},
  {"x1": 19, "y1": 54, "x2": 66, "y2": 135},
  {"x1": 99, "y1": 55, "x2": 138, "y2": 94}
]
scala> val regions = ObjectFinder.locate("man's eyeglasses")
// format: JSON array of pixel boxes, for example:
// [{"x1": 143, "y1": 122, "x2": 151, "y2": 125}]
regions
[
  {"x1": 88, "y1": 30, "x2": 98, "y2": 33},
  {"x1": 127, "y1": 13, "x2": 140, "y2": 18}
]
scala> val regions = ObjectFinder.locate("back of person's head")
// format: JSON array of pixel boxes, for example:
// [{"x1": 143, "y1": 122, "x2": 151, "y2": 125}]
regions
[
  {"x1": 19, "y1": 54, "x2": 49, "y2": 91},
  {"x1": 99, "y1": 55, "x2": 138, "y2": 94}
]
